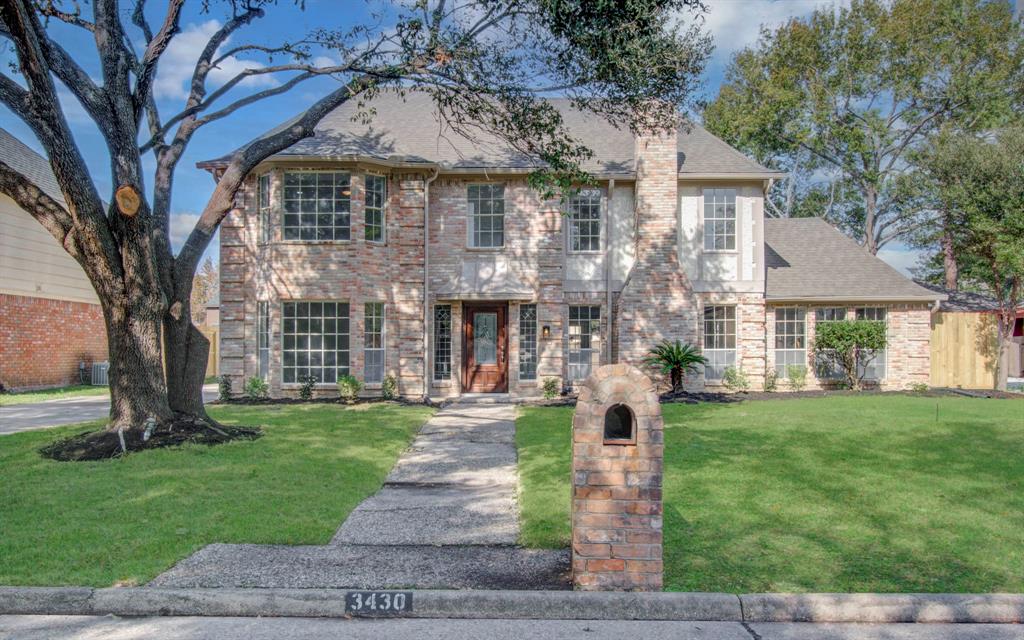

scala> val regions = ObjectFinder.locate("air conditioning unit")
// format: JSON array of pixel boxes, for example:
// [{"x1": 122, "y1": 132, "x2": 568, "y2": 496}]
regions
[{"x1": 91, "y1": 362, "x2": 110, "y2": 386}]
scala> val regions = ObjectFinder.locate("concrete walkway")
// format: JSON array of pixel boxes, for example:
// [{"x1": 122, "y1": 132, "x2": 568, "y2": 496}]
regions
[
  {"x1": 151, "y1": 403, "x2": 569, "y2": 589},
  {"x1": 0, "y1": 385, "x2": 219, "y2": 435}
]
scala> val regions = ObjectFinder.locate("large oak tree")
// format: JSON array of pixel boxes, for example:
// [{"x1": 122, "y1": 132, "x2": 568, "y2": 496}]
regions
[
  {"x1": 704, "y1": 0, "x2": 1022, "y2": 254},
  {"x1": 0, "y1": 0, "x2": 711, "y2": 433}
]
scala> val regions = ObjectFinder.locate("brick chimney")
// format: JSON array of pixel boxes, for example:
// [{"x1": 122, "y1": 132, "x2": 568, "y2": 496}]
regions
[{"x1": 615, "y1": 126, "x2": 698, "y2": 372}]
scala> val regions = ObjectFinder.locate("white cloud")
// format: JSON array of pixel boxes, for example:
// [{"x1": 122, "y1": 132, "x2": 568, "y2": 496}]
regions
[
  {"x1": 153, "y1": 20, "x2": 279, "y2": 100},
  {"x1": 701, "y1": 0, "x2": 849, "y2": 69},
  {"x1": 169, "y1": 212, "x2": 200, "y2": 250},
  {"x1": 877, "y1": 244, "x2": 924, "y2": 277}
]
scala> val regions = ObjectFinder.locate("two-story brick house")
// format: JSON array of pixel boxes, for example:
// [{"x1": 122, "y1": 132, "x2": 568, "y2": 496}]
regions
[{"x1": 203, "y1": 91, "x2": 940, "y2": 399}]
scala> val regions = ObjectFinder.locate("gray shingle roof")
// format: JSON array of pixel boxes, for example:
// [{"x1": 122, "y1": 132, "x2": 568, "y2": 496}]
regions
[
  {"x1": 0, "y1": 127, "x2": 65, "y2": 206},
  {"x1": 914, "y1": 282, "x2": 1019, "y2": 312},
  {"x1": 200, "y1": 90, "x2": 780, "y2": 177},
  {"x1": 764, "y1": 217, "x2": 942, "y2": 302}
]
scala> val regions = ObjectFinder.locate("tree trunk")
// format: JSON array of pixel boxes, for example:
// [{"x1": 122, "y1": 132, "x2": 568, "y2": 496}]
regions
[
  {"x1": 941, "y1": 215, "x2": 958, "y2": 290},
  {"x1": 994, "y1": 314, "x2": 1009, "y2": 392},
  {"x1": 670, "y1": 367, "x2": 682, "y2": 392},
  {"x1": 164, "y1": 298, "x2": 212, "y2": 418},
  {"x1": 863, "y1": 186, "x2": 879, "y2": 255},
  {"x1": 102, "y1": 298, "x2": 174, "y2": 430}
]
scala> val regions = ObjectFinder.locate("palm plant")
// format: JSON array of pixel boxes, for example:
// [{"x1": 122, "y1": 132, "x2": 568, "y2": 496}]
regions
[{"x1": 643, "y1": 340, "x2": 708, "y2": 393}]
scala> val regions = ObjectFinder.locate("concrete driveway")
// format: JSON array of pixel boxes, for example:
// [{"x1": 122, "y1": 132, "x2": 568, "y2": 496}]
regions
[{"x1": 0, "y1": 385, "x2": 218, "y2": 435}]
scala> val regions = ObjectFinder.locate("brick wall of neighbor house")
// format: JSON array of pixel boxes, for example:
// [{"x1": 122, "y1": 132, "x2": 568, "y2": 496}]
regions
[
  {"x1": 0, "y1": 293, "x2": 107, "y2": 390},
  {"x1": 766, "y1": 303, "x2": 931, "y2": 391},
  {"x1": 219, "y1": 167, "x2": 427, "y2": 398}
]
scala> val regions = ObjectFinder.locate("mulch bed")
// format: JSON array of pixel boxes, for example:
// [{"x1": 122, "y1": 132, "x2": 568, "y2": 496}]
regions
[{"x1": 40, "y1": 413, "x2": 262, "y2": 462}]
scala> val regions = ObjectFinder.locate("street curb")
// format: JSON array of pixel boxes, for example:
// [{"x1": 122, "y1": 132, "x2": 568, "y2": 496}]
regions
[
  {"x1": 739, "y1": 593, "x2": 1024, "y2": 624},
  {"x1": 1, "y1": 587, "x2": 1022, "y2": 623}
]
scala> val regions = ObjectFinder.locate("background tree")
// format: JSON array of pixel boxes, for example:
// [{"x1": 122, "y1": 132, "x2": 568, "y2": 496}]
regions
[
  {"x1": 703, "y1": 0, "x2": 1023, "y2": 253},
  {"x1": 190, "y1": 256, "x2": 218, "y2": 326},
  {"x1": 913, "y1": 127, "x2": 1024, "y2": 390},
  {"x1": 0, "y1": 0, "x2": 712, "y2": 434}
]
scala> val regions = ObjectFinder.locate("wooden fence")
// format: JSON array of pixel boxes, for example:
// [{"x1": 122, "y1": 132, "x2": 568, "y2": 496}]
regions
[
  {"x1": 198, "y1": 325, "x2": 219, "y2": 379},
  {"x1": 930, "y1": 311, "x2": 998, "y2": 389}
]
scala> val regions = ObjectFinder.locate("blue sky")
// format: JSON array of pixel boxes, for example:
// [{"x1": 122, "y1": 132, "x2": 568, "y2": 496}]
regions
[{"x1": 0, "y1": 0, "x2": 928, "y2": 273}]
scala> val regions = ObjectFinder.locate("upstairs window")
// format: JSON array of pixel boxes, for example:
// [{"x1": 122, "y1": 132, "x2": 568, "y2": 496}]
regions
[
  {"x1": 257, "y1": 173, "x2": 271, "y2": 243},
  {"x1": 468, "y1": 184, "x2": 504, "y2": 248},
  {"x1": 703, "y1": 188, "x2": 737, "y2": 251},
  {"x1": 283, "y1": 171, "x2": 351, "y2": 241},
  {"x1": 365, "y1": 174, "x2": 386, "y2": 242},
  {"x1": 703, "y1": 305, "x2": 736, "y2": 380},
  {"x1": 568, "y1": 189, "x2": 602, "y2": 252}
]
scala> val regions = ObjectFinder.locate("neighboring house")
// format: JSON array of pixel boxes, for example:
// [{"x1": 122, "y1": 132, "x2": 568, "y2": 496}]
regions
[
  {"x1": 202, "y1": 91, "x2": 940, "y2": 399},
  {"x1": 918, "y1": 283, "x2": 1024, "y2": 389},
  {"x1": 0, "y1": 128, "x2": 107, "y2": 391}
]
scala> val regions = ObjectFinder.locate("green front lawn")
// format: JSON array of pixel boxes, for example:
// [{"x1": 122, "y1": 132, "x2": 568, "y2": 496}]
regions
[
  {"x1": 0, "y1": 403, "x2": 433, "y2": 586},
  {"x1": 516, "y1": 396, "x2": 1024, "y2": 593},
  {"x1": 0, "y1": 385, "x2": 110, "y2": 406}
]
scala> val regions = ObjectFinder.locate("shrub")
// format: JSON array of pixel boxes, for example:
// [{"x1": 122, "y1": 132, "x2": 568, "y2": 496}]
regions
[
  {"x1": 909, "y1": 382, "x2": 929, "y2": 394},
  {"x1": 243, "y1": 376, "x2": 269, "y2": 400},
  {"x1": 337, "y1": 374, "x2": 362, "y2": 404},
  {"x1": 813, "y1": 320, "x2": 887, "y2": 391},
  {"x1": 642, "y1": 340, "x2": 707, "y2": 392},
  {"x1": 298, "y1": 375, "x2": 317, "y2": 400},
  {"x1": 217, "y1": 374, "x2": 233, "y2": 401},
  {"x1": 381, "y1": 374, "x2": 398, "y2": 400},
  {"x1": 786, "y1": 365, "x2": 807, "y2": 392},
  {"x1": 542, "y1": 377, "x2": 560, "y2": 400},
  {"x1": 763, "y1": 367, "x2": 778, "y2": 392},
  {"x1": 722, "y1": 366, "x2": 750, "y2": 393}
]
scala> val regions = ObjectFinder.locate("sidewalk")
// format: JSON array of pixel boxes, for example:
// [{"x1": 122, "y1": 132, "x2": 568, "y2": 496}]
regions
[{"x1": 150, "y1": 403, "x2": 569, "y2": 589}]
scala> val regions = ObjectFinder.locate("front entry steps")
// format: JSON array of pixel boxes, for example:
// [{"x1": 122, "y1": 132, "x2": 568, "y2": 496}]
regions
[
  {"x1": 433, "y1": 393, "x2": 522, "y2": 406},
  {"x1": 151, "y1": 403, "x2": 570, "y2": 590}
]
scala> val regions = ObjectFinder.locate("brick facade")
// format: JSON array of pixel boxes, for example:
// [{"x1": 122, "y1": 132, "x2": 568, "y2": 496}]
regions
[
  {"x1": 219, "y1": 150, "x2": 933, "y2": 399},
  {"x1": 0, "y1": 293, "x2": 107, "y2": 391}
]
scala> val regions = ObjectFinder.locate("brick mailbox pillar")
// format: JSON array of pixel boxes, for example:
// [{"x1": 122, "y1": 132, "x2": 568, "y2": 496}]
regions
[{"x1": 571, "y1": 364, "x2": 664, "y2": 591}]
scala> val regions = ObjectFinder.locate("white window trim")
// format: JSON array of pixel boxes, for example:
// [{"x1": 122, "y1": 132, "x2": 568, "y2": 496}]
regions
[
  {"x1": 364, "y1": 173, "x2": 387, "y2": 245},
  {"x1": 702, "y1": 304, "x2": 738, "y2": 382},
  {"x1": 855, "y1": 306, "x2": 888, "y2": 381},
  {"x1": 566, "y1": 188, "x2": 604, "y2": 254},
  {"x1": 257, "y1": 172, "x2": 272, "y2": 245},
  {"x1": 279, "y1": 299, "x2": 351, "y2": 388},
  {"x1": 701, "y1": 187, "x2": 739, "y2": 253},
  {"x1": 567, "y1": 305, "x2": 601, "y2": 381},
  {"x1": 773, "y1": 306, "x2": 807, "y2": 376},
  {"x1": 466, "y1": 182, "x2": 506, "y2": 250},
  {"x1": 363, "y1": 302, "x2": 386, "y2": 385},
  {"x1": 280, "y1": 169, "x2": 353, "y2": 244}
]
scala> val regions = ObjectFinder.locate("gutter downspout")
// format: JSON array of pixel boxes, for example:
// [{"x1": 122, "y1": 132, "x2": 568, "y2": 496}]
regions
[
  {"x1": 422, "y1": 167, "x2": 440, "y2": 401},
  {"x1": 605, "y1": 179, "x2": 615, "y2": 364}
]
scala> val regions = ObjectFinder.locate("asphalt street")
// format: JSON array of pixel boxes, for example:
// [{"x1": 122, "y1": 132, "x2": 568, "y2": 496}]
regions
[{"x1": 1, "y1": 616, "x2": 1021, "y2": 640}]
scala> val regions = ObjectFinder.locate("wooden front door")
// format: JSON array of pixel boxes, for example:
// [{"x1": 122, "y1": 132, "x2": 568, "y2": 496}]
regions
[{"x1": 463, "y1": 303, "x2": 508, "y2": 392}]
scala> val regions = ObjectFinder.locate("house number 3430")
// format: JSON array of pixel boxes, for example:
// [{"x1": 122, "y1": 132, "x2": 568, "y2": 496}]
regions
[{"x1": 345, "y1": 591, "x2": 412, "y2": 614}]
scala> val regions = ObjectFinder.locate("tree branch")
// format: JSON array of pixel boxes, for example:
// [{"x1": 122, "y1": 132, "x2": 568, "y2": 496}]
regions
[
  {"x1": 0, "y1": 160, "x2": 75, "y2": 253},
  {"x1": 134, "y1": 0, "x2": 185, "y2": 122}
]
